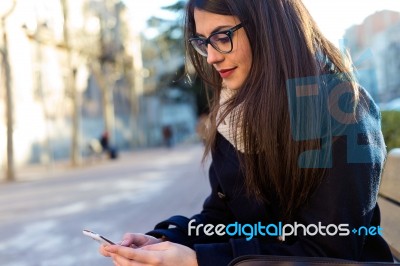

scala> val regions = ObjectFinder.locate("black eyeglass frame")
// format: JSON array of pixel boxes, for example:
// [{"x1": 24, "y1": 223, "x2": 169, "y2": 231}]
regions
[{"x1": 188, "y1": 23, "x2": 244, "y2": 57}]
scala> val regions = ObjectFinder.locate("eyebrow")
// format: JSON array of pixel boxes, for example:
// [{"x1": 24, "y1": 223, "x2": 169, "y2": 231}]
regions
[{"x1": 195, "y1": 25, "x2": 234, "y2": 37}]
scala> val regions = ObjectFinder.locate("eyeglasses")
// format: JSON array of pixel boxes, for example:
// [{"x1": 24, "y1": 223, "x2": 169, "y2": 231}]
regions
[{"x1": 189, "y1": 23, "x2": 243, "y2": 57}]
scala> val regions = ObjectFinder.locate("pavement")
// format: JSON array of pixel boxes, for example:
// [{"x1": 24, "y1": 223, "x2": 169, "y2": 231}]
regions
[
  {"x1": 0, "y1": 141, "x2": 210, "y2": 266},
  {"x1": 3, "y1": 137, "x2": 198, "y2": 182}
]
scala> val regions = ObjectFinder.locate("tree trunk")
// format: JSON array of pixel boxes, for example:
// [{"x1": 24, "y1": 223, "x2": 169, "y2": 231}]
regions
[
  {"x1": 1, "y1": 0, "x2": 17, "y2": 182},
  {"x1": 61, "y1": 0, "x2": 80, "y2": 166}
]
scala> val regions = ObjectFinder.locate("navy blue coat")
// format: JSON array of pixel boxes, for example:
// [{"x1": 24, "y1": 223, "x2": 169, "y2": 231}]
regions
[{"x1": 147, "y1": 89, "x2": 393, "y2": 265}]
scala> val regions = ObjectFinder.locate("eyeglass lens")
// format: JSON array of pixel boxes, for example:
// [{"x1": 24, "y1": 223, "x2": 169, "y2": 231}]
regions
[{"x1": 191, "y1": 32, "x2": 232, "y2": 56}]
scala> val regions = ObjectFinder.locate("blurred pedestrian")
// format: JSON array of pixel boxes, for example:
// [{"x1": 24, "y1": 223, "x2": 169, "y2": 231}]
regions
[
  {"x1": 99, "y1": 0, "x2": 393, "y2": 265},
  {"x1": 162, "y1": 125, "x2": 173, "y2": 148},
  {"x1": 100, "y1": 131, "x2": 118, "y2": 160},
  {"x1": 99, "y1": 131, "x2": 110, "y2": 152}
]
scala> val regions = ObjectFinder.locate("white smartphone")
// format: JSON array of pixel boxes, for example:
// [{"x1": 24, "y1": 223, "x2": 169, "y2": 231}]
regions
[{"x1": 82, "y1": 229, "x2": 115, "y2": 245}]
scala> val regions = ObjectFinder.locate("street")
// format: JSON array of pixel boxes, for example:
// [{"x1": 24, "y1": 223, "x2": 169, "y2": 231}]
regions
[{"x1": 0, "y1": 143, "x2": 210, "y2": 266}]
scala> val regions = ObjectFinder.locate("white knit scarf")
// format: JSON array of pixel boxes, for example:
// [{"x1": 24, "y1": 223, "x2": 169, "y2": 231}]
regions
[{"x1": 217, "y1": 88, "x2": 245, "y2": 152}]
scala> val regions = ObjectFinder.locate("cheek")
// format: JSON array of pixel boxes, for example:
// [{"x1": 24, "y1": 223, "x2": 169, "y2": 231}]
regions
[
  {"x1": 245, "y1": 44, "x2": 252, "y2": 71},
  {"x1": 240, "y1": 50, "x2": 252, "y2": 79},
  {"x1": 238, "y1": 42, "x2": 252, "y2": 76}
]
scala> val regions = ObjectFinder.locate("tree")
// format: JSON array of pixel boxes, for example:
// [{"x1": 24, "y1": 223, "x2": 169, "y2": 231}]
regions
[
  {"x1": 61, "y1": 0, "x2": 80, "y2": 166},
  {"x1": 143, "y1": 0, "x2": 209, "y2": 116},
  {"x1": 80, "y1": 0, "x2": 136, "y2": 147},
  {"x1": 1, "y1": 0, "x2": 17, "y2": 181}
]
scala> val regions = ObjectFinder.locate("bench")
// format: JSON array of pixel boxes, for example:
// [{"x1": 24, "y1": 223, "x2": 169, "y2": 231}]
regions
[
  {"x1": 379, "y1": 148, "x2": 400, "y2": 261},
  {"x1": 86, "y1": 138, "x2": 119, "y2": 161}
]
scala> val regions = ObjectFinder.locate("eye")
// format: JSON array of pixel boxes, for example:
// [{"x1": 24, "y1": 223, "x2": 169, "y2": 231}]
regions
[
  {"x1": 211, "y1": 34, "x2": 230, "y2": 44},
  {"x1": 217, "y1": 36, "x2": 230, "y2": 44},
  {"x1": 195, "y1": 39, "x2": 204, "y2": 44},
  {"x1": 192, "y1": 38, "x2": 206, "y2": 47}
]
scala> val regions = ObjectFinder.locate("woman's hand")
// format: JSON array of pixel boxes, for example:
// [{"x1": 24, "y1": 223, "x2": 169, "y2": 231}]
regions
[
  {"x1": 105, "y1": 241, "x2": 198, "y2": 266},
  {"x1": 99, "y1": 233, "x2": 161, "y2": 257}
]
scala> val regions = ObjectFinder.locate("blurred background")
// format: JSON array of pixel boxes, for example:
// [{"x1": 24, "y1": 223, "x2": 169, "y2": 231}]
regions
[
  {"x1": 0, "y1": 0, "x2": 400, "y2": 180},
  {"x1": 0, "y1": 0, "x2": 399, "y2": 265}
]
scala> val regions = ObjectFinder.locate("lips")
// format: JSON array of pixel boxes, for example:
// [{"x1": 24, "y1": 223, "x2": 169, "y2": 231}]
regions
[{"x1": 218, "y1": 67, "x2": 236, "y2": 78}]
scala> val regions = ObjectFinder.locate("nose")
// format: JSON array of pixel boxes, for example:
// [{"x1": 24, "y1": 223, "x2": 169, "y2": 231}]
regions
[{"x1": 206, "y1": 44, "x2": 224, "y2": 65}]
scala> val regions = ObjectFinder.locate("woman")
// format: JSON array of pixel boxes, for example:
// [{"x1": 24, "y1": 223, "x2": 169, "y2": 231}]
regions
[{"x1": 100, "y1": 0, "x2": 394, "y2": 265}]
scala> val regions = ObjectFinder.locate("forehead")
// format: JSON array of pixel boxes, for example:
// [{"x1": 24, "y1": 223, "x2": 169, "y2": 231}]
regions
[{"x1": 193, "y1": 8, "x2": 239, "y2": 35}]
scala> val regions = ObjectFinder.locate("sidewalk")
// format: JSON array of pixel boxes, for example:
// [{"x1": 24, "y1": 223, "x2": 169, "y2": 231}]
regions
[
  {"x1": 0, "y1": 140, "x2": 210, "y2": 266},
  {"x1": 6, "y1": 139, "x2": 205, "y2": 184}
]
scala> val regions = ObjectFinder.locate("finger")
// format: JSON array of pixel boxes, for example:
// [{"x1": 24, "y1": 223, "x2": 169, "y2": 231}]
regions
[
  {"x1": 111, "y1": 253, "x2": 151, "y2": 266},
  {"x1": 111, "y1": 254, "x2": 128, "y2": 266},
  {"x1": 107, "y1": 245, "x2": 161, "y2": 264},
  {"x1": 141, "y1": 241, "x2": 171, "y2": 251},
  {"x1": 99, "y1": 244, "x2": 112, "y2": 257}
]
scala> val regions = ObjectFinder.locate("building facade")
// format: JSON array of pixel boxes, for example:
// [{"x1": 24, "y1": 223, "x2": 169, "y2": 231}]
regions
[
  {"x1": 0, "y1": 0, "x2": 140, "y2": 176},
  {"x1": 344, "y1": 10, "x2": 400, "y2": 103}
]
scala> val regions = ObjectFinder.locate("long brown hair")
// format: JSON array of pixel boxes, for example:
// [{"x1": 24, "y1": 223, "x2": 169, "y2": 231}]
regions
[{"x1": 184, "y1": 0, "x2": 358, "y2": 221}]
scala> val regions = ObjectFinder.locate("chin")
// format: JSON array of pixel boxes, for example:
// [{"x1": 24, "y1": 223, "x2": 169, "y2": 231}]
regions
[{"x1": 224, "y1": 81, "x2": 241, "y2": 90}]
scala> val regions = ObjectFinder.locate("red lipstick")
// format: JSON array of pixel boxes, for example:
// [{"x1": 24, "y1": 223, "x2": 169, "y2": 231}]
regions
[{"x1": 218, "y1": 67, "x2": 236, "y2": 78}]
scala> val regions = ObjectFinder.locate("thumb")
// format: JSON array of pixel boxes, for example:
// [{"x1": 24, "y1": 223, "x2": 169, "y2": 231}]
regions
[
  {"x1": 120, "y1": 233, "x2": 155, "y2": 247},
  {"x1": 120, "y1": 233, "x2": 137, "y2": 246}
]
